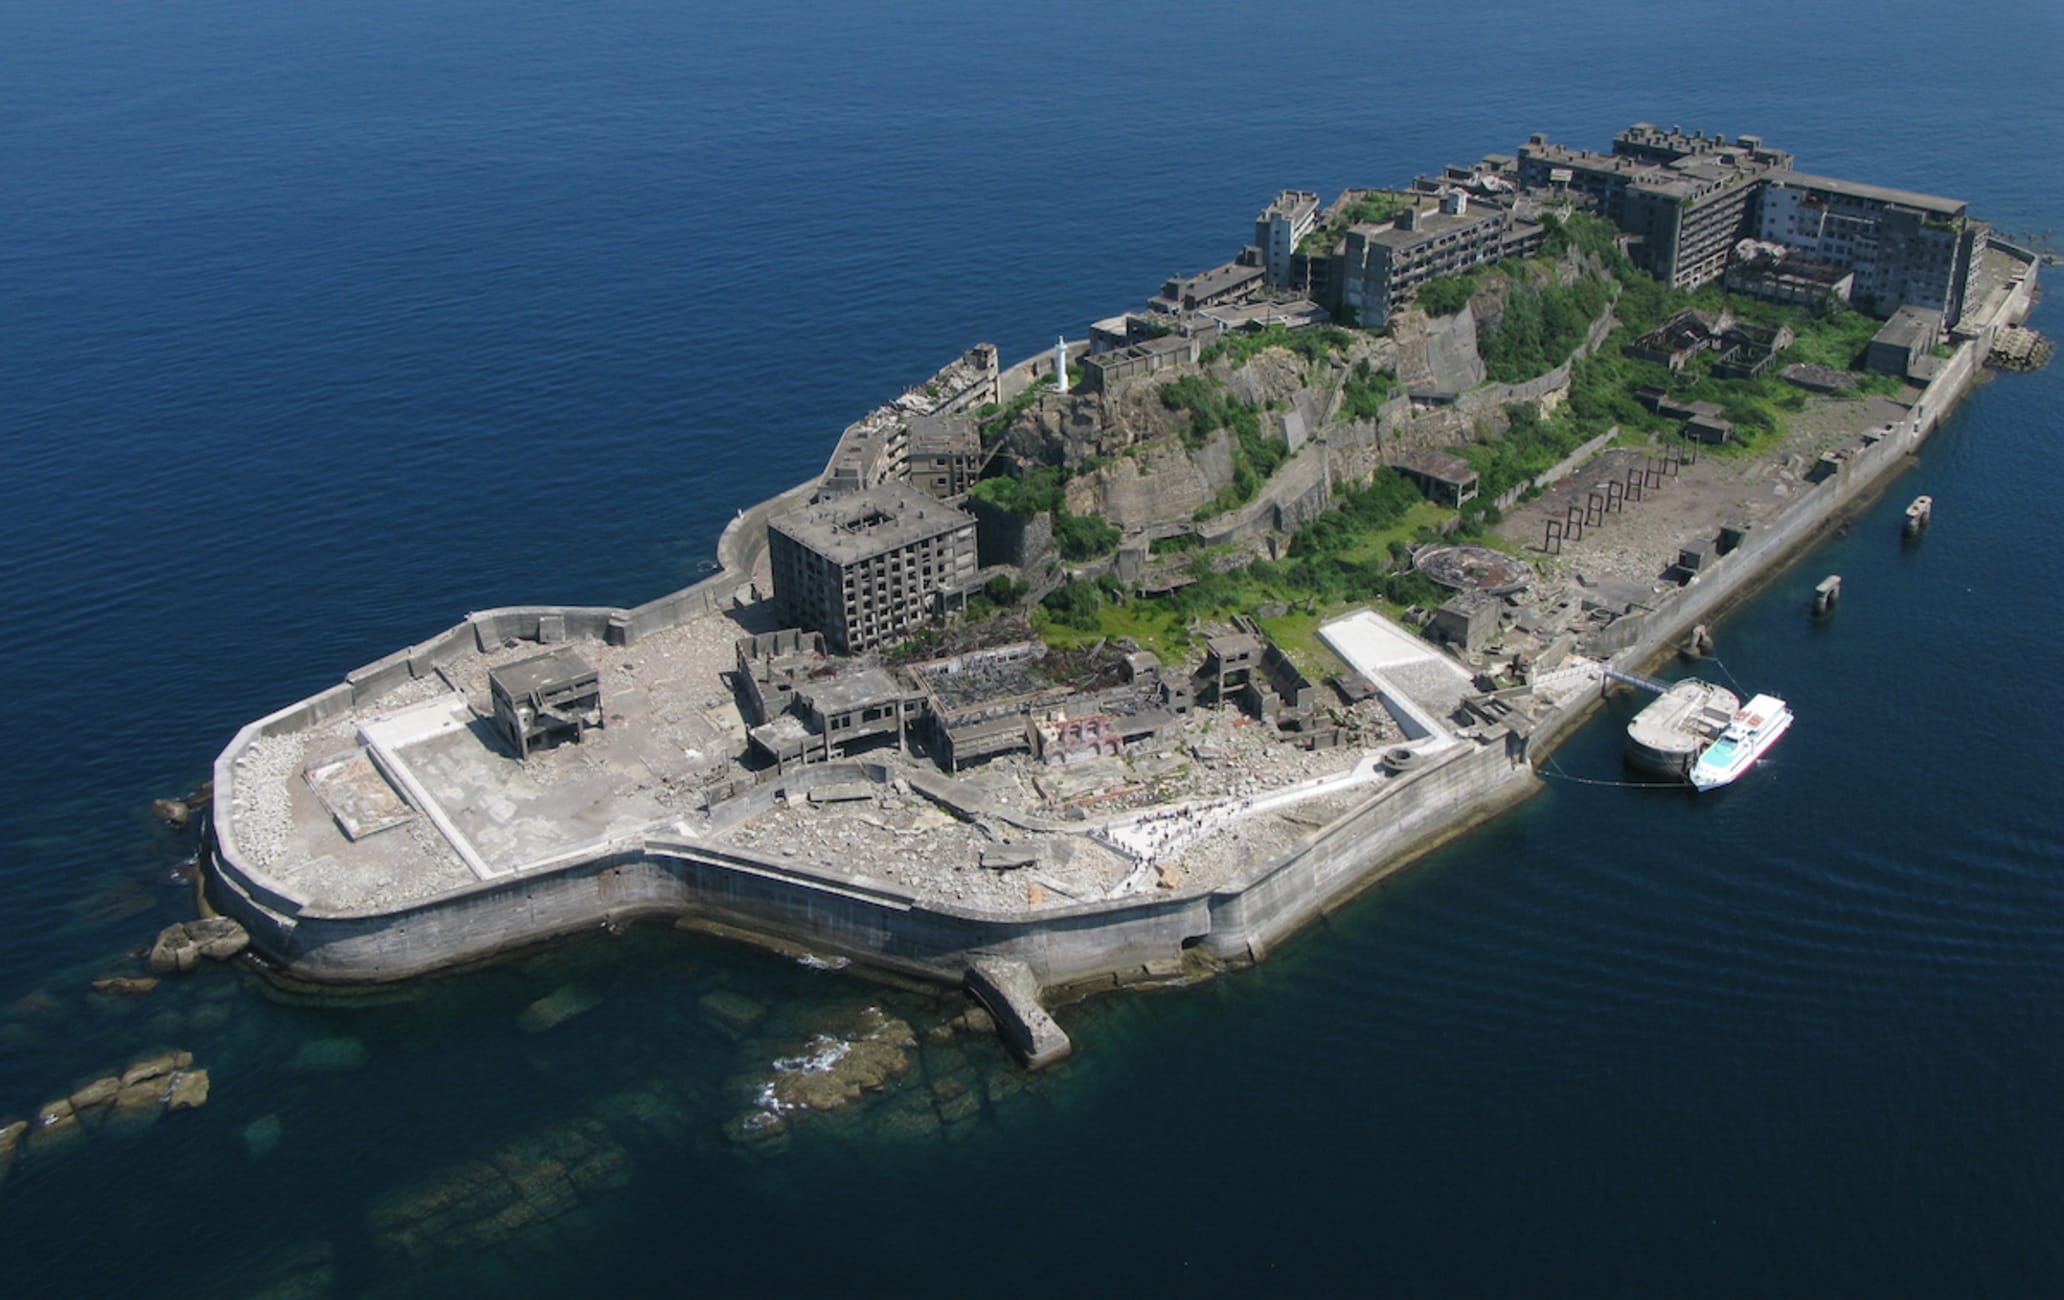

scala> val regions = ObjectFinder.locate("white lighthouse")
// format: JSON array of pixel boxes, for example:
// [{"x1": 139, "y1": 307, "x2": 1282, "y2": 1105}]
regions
[{"x1": 1054, "y1": 335, "x2": 1069, "y2": 394}]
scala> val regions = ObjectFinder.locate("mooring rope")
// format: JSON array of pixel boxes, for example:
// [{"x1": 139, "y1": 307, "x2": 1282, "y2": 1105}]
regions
[
  {"x1": 1540, "y1": 758, "x2": 1685, "y2": 791},
  {"x1": 1704, "y1": 656, "x2": 1747, "y2": 695}
]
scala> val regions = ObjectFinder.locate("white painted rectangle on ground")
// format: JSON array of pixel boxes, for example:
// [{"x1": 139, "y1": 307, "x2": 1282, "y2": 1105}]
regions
[{"x1": 1319, "y1": 609, "x2": 1462, "y2": 679}]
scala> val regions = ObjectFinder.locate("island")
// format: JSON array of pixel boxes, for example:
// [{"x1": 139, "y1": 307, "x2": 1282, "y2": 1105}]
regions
[{"x1": 200, "y1": 123, "x2": 2044, "y2": 1067}]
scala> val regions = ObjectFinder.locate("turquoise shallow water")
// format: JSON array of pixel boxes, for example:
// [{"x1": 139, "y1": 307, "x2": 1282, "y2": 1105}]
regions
[{"x1": 2, "y1": 1, "x2": 2062, "y2": 1294}]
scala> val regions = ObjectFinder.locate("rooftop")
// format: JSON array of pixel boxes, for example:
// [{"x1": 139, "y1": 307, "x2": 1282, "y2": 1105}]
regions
[
  {"x1": 907, "y1": 412, "x2": 978, "y2": 455},
  {"x1": 1766, "y1": 170, "x2": 1966, "y2": 217},
  {"x1": 489, "y1": 647, "x2": 597, "y2": 700},
  {"x1": 771, "y1": 484, "x2": 975, "y2": 564},
  {"x1": 1394, "y1": 449, "x2": 1480, "y2": 485},
  {"x1": 1875, "y1": 305, "x2": 1945, "y2": 350},
  {"x1": 1361, "y1": 205, "x2": 1505, "y2": 251},
  {"x1": 801, "y1": 664, "x2": 908, "y2": 715}
]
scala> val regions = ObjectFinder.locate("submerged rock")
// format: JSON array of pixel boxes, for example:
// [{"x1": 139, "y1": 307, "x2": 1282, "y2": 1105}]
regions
[
  {"x1": 723, "y1": 1108, "x2": 789, "y2": 1150},
  {"x1": 366, "y1": 1119, "x2": 631, "y2": 1265},
  {"x1": 516, "y1": 985, "x2": 602, "y2": 1034},
  {"x1": 697, "y1": 989, "x2": 767, "y2": 1039},
  {"x1": 243, "y1": 1113, "x2": 284, "y2": 1160},
  {"x1": 29, "y1": 1098, "x2": 82, "y2": 1154},
  {"x1": 89, "y1": 976, "x2": 160, "y2": 998},
  {"x1": 289, "y1": 1037, "x2": 369, "y2": 1073},
  {"x1": 152, "y1": 799, "x2": 192, "y2": 830},
  {"x1": 8, "y1": 989, "x2": 63, "y2": 1017},
  {"x1": 870, "y1": 1091, "x2": 943, "y2": 1143},
  {"x1": 0, "y1": 1119, "x2": 25, "y2": 1181}
]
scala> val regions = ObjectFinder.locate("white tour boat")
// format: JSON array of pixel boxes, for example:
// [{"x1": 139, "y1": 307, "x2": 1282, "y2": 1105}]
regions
[{"x1": 1689, "y1": 693, "x2": 1793, "y2": 792}]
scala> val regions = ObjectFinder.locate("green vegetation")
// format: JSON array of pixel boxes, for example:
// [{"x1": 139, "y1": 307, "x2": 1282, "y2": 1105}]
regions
[
  {"x1": 968, "y1": 465, "x2": 1067, "y2": 516},
  {"x1": 1541, "y1": 211, "x2": 1635, "y2": 279},
  {"x1": 1193, "y1": 420, "x2": 1288, "y2": 521},
  {"x1": 1457, "y1": 403, "x2": 1599, "y2": 502},
  {"x1": 1031, "y1": 468, "x2": 1450, "y2": 659},
  {"x1": 1159, "y1": 373, "x2": 1260, "y2": 445},
  {"x1": 1014, "y1": 202, "x2": 1912, "y2": 659},
  {"x1": 1039, "y1": 574, "x2": 1126, "y2": 633},
  {"x1": 1201, "y1": 324, "x2": 1353, "y2": 369},
  {"x1": 1340, "y1": 359, "x2": 1399, "y2": 420},
  {"x1": 1415, "y1": 273, "x2": 1480, "y2": 319},
  {"x1": 968, "y1": 464, "x2": 1118, "y2": 561},
  {"x1": 1052, "y1": 510, "x2": 1120, "y2": 561},
  {"x1": 1475, "y1": 270, "x2": 1615, "y2": 383},
  {"x1": 963, "y1": 574, "x2": 1029, "y2": 622},
  {"x1": 1340, "y1": 191, "x2": 1410, "y2": 227},
  {"x1": 1286, "y1": 468, "x2": 1425, "y2": 560},
  {"x1": 1156, "y1": 371, "x2": 1295, "y2": 520},
  {"x1": 975, "y1": 383, "x2": 1042, "y2": 442}
]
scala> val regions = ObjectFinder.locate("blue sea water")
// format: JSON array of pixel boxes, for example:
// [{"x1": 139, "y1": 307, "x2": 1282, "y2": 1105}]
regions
[{"x1": 3, "y1": 0, "x2": 2062, "y2": 1294}]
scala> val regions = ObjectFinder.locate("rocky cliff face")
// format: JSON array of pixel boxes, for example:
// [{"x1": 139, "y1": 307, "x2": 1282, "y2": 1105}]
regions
[{"x1": 983, "y1": 248, "x2": 1606, "y2": 552}]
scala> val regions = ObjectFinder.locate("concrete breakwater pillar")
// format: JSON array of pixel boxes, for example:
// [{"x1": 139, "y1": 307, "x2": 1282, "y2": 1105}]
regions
[
  {"x1": 1903, "y1": 496, "x2": 1933, "y2": 538},
  {"x1": 966, "y1": 957, "x2": 1072, "y2": 1069},
  {"x1": 1813, "y1": 575, "x2": 1842, "y2": 617}
]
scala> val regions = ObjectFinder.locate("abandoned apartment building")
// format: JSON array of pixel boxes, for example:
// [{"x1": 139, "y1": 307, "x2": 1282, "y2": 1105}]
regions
[{"x1": 766, "y1": 485, "x2": 979, "y2": 655}]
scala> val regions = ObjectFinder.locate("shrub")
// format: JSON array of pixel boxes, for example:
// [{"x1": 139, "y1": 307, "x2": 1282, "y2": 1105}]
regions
[
  {"x1": 1041, "y1": 579, "x2": 1105, "y2": 631},
  {"x1": 1053, "y1": 510, "x2": 1119, "y2": 561}
]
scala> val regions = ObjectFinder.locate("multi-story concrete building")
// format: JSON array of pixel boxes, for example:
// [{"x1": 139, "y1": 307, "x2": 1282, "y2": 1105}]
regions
[
  {"x1": 1254, "y1": 189, "x2": 1320, "y2": 288},
  {"x1": 1336, "y1": 191, "x2": 1542, "y2": 327},
  {"x1": 1515, "y1": 137, "x2": 1656, "y2": 223},
  {"x1": 1616, "y1": 158, "x2": 1770, "y2": 290},
  {"x1": 768, "y1": 486, "x2": 978, "y2": 654},
  {"x1": 1756, "y1": 172, "x2": 1983, "y2": 324},
  {"x1": 1519, "y1": 124, "x2": 1979, "y2": 322},
  {"x1": 1520, "y1": 126, "x2": 1791, "y2": 290},
  {"x1": 817, "y1": 344, "x2": 1000, "y2": 500},
  {"x1": 905, "y1": 413, "x2": 982, "y2": 501},
  {"x1": 1610, "y1": 123, "x2": 1793, "y2": 172}
]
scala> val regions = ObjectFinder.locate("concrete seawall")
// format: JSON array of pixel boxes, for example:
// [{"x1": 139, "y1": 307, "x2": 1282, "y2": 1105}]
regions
[
  {"x1": 209, "y1": 736, "x2": 1534, "y2": 996},
  {"x1": 1586, "y1": 254, "x2": 2037, "y2": 674}
]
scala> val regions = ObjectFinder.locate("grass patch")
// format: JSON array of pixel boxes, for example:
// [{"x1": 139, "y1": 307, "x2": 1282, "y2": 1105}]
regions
[{"x1": 1201, "y1": 324, "x2": 1353, "y2": 370}]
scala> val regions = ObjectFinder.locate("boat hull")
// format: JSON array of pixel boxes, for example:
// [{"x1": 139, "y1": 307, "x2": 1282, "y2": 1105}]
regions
[{"x1": 1689, "y1": 708, "x2": 1792, "y2": 791}]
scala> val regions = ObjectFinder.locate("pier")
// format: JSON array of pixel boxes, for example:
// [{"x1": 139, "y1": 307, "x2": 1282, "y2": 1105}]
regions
[{"x1": 1625, "y1": 679, "x2": 1740, "y2": 780}]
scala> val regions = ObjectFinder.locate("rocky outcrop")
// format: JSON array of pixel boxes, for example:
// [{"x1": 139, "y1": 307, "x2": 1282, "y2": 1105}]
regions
[
  {"x1": 148, "y1": 917, "x2": 249, "y2": 973},
  {"x1": 150, "y1": 781, "x2": 213, "y2": 830},
  {"x1": 761, "y1": 1006, "x2": 916, "y2": 1113},
  {"x1": 1, "y1": 1049, "x2": 208, "y2": 1180},
  {"x1": 1074, "y1": 435, "x2": 1225, "y2": 533}
]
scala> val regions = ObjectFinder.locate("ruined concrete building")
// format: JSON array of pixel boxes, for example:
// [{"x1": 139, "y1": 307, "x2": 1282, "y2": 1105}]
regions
[{"x1": 767, "y1": 486, "x2": 978, "y2": 655}]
